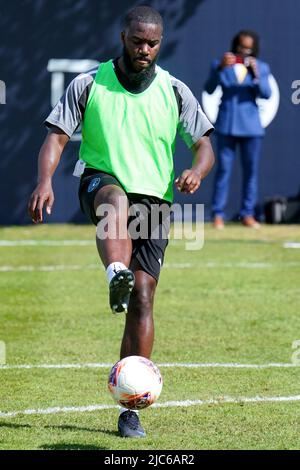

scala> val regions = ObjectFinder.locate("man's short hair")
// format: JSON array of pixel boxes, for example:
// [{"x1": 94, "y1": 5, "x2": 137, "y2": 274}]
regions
[
  {"x1": 123, "y1": 5, "x2": 163, "y2": 30},
  {"x1": 231, "y1": 30, "x2": 260, "y2": 57}
]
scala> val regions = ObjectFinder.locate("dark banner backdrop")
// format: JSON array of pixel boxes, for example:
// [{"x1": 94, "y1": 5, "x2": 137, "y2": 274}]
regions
[{"x1": 0, "y1": 0, "x2": 299, "y2": 224}]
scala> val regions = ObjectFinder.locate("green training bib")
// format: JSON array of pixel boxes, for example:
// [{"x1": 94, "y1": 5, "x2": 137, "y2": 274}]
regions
[{"x1": 79, "y1": 60, "x2": 179, "y2": 202}]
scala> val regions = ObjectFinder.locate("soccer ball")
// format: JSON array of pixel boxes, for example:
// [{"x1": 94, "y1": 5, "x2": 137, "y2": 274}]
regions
[{"x1": 108, "y1": 355, "x2": 163, "y2": 410}]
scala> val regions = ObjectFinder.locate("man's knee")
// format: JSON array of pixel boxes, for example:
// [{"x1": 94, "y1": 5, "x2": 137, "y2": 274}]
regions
[{"x1": 94, "y1": 185, "x2": 127, "y2": 218}]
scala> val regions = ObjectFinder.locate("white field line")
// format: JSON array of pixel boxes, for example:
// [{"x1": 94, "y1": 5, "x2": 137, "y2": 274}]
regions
[
  {"x1": 0, "y1": 362, "x2": 299, "y2": 371},
  {"x1": 2, "y1": 240, "x2": 300, "y2": 251},
  {"x1": 0, "y1": 239, "x2": 296, "y2": 248},
  {"x1": 283, "y1": 242, "x2": 300, "y2": 249},
  {"x1": 0, "y1": 239, "x2": 272, "y2": 247},
  {"x1": 1, "y1": 261, "x2": 300, "y2": 273},
  {"x1": 1, "y1": 395, "x2": 300, "y2": 418},
  {"x1": 0, "y1": 240, "x2": 95, "y2": 247},
  {"x1": 0, "y1": 264, "x2": 100, "y2": 272}
]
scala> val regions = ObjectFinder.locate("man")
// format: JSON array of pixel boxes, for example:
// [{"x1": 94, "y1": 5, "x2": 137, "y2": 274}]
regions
[
  {"x1": 204, "y1": 30, "x2": 272, "y2": 229},
  {"x1": 28, "y1": 5, "x2": 214, "y2": 438}
]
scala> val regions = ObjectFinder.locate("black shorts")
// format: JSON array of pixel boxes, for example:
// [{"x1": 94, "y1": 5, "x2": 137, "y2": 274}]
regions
[{"x1": 78, "y1": 168, "x2": 170, "y2": 281}]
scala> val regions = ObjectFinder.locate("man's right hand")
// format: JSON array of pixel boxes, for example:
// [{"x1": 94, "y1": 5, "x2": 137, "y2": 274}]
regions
[
  {"x1": 28, "y1": 178, "x2": 54, "y2": 224},
  {"x1": 220, "y1": 52, "x2": 236, "y2": 69}
]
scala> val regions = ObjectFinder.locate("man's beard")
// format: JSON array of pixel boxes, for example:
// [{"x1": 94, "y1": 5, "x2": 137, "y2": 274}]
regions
[{"x1": 122, "y1": 46, "x2": 157, "y2": 86}]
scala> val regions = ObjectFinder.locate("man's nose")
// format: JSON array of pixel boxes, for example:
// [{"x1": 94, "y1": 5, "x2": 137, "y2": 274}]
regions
[{"x1": 139, "y1": 43, "x2": 150, "y2": 55}]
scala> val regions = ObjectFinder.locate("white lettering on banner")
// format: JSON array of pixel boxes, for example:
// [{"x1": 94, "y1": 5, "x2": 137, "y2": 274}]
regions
[
  {"x1": 47, "y1": 59, "x2": 99, "y2": 141},
  {"x1": 291, "y1": 80, "x2": 300, "y2": 105}
]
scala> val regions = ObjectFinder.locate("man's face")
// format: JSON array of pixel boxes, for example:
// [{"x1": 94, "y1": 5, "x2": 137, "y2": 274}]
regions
[
  {"x1": 236, "y1": 35, "x2": 254, "y2": 57},
  {"x1": 121, "y1": 21, "x2": 163, "y2": 73}
]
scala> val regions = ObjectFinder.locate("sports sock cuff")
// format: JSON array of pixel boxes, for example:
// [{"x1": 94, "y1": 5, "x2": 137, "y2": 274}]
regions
[
  {"x1": 106, "y1": 262, "x2": 128, "y2": 284},
  {"x1": 119, "y1": 407, "x2": 138, "y2": 415}
]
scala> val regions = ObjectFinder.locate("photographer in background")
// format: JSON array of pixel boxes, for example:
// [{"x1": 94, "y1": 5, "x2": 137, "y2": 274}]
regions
[{"x1": 205, "y1": 30, "x2": 272, "y2": 229}]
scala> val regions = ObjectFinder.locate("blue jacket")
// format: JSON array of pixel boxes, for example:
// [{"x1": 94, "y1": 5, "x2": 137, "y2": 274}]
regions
[{"x1": 204, "y1": 58, "x2": 272, "y2": 136}]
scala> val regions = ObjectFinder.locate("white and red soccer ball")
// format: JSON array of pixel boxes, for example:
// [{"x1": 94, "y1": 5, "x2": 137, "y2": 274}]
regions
[{"x1": 108, "y1": 355, "x2": 163, "y2": 410}]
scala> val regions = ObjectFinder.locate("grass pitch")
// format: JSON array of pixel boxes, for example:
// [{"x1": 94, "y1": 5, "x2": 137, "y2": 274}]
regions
[{"x1": 0, "y1": 223, "x2": 300, "y2": 450}]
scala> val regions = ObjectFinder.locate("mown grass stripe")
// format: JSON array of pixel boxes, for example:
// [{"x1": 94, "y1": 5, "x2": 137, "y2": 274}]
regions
[{"x1": 0, "y1": 362, "x2": 299, "y2": 370}]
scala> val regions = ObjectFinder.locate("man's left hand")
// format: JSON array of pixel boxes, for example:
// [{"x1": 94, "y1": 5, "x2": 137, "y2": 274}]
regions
[
  {"x1": 246, "y1": 56, "x2": 259, "y2": 78},
  {"x1": 175, "y1": 169, "x2": 202, "y2": 194}
]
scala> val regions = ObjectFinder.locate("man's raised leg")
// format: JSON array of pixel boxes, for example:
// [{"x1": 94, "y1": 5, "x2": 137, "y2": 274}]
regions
[{"x1": 94, "y1": 185, "x2": 134, "y2": 313}]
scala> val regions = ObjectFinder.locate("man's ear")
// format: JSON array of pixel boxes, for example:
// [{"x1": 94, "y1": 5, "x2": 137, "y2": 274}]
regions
[{"x1": 121, "y1": 31, "x2": 125, "y2": 45}]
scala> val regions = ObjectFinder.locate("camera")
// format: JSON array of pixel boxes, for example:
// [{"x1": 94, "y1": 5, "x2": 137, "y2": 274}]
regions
[{"x1": 235, "y1": 55, "x2": 251, "y2": 67}]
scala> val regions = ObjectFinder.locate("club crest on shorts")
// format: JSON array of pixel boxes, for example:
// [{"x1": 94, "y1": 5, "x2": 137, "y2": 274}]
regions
[{"x1": 87, "y1": 177, "x2": 101, "y2": 193}]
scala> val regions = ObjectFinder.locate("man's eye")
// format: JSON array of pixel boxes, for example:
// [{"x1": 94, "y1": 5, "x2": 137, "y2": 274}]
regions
[{"x1": 132, "y1": 40, "x2": 158, "y2": 47}]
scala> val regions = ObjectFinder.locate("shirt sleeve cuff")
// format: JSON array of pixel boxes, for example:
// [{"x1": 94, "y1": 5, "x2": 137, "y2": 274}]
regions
[
  {"x1": 188, "y1": 125, "x2": 214, "y2": 147},
  {"x1": 44, "y1": 119, "x2": 73, "y2": 138}
]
